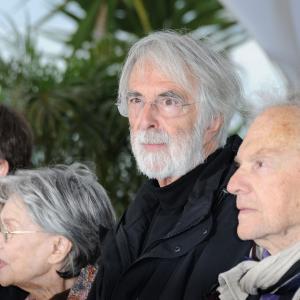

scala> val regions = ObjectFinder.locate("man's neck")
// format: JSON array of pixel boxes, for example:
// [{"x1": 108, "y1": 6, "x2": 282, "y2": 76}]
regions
[
  {"x1": 255, "y1": 229, "x2": 300, "y2": 255},
  {"x1": 158, "y1": 176, "x2": 180, "y2": 187}
]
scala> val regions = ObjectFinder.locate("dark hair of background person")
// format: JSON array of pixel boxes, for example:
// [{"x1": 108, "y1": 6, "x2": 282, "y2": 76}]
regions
[{"x1": 0, "y1": 104, "x2": 33, "y2": 173}]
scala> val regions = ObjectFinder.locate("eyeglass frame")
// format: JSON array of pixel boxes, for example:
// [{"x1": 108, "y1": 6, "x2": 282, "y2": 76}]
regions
[
  {"x1": 119, "y1": 90, "x2": 196, "y2": 118},
  {"x1": 0, "y1": 218, "x2": 45, "y2": 243}
]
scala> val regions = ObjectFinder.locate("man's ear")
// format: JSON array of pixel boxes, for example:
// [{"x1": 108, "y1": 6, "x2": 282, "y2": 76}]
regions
[
  {"x1": 206, "y1": 116, "x2": 223, "y2": 140},
  {"x1": 202, "y1": 116, "x2": 224, "y2": 157},
  {"x1": 0, "y1": 159, "x2": 9, "y2": 176},
  {"x1": 48, "y1": 236, "x2": 73, "y2": 265}
]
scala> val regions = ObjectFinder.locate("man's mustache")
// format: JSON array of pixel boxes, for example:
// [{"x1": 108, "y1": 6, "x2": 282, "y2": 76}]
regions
[{"x1": 133, "y1": 129, "x2": 170, "y2": 144}]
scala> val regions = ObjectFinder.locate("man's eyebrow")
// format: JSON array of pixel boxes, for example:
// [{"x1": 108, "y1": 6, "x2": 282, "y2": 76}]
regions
[
  {"x1": 255, "y1": 148, "x2": 281, "y2": 155},
  {"x1": 234, "y1": 147, "x2": 282, "y2": 165},
  {"x1": 248, "y1": 148, "x2": 282, "y2": 160},
  {"x1": 158, "y1": 91, "x2": 183, "y2": 99},
  {"x1": 126, "y1": 91, "x2": 142, "y2": 98}
]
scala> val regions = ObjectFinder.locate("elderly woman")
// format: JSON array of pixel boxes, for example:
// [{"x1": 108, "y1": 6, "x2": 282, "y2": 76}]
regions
[{"x1": 0, "y1": 163, "x2": 115, "y2": 300}]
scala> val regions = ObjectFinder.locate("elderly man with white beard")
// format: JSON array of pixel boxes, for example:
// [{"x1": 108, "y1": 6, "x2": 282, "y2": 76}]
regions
[{"x1": 86, "y1": 30, "x2": 252, "y2": 300}]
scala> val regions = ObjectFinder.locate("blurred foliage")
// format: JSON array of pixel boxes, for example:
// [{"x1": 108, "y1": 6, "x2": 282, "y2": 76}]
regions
[
  {"x1": 36, "y1": 0, "x2": 246, "y2": 51},
  {"x1": 0, "y1": 0, "x2": 247, "y2": 215}
]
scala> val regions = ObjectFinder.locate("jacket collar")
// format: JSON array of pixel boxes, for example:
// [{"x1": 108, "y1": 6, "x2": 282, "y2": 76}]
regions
[{"x1": 119, "y1": 135, "x2": 241, "y2": 236}]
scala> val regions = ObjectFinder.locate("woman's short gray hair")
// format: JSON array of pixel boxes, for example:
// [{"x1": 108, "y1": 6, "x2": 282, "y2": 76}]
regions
[
  {"x1": 0, "y1": 163, "x2": 116, "y2": 278},
  {"x1": 117, "y1": 30, "x2": 245, "y2": 147}
]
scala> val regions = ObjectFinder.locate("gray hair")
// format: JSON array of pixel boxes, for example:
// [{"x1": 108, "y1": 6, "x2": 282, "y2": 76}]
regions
[
  {"x1": 245, "y1": 92, "x2": 300, "y2": 127},
  {"x1": 117, "y1": 30, "x2": 245, "y2": 147},
  {"x1": 0, "y1": 163, "x2": 116, "y2": 278}
]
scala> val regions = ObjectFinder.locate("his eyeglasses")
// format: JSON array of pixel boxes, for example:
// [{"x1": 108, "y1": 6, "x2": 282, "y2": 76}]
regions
[
  {"x1": 0, "y1": 219, "x2": 44, "y2": 243},
  {"x1": 126, "y1": 91, "x2": 195, "y2": 118}
]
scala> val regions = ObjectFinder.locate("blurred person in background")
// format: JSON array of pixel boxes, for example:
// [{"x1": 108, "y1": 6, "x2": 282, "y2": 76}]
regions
[{"x1": 0, "y1": 104, "x2": 33, "y2": 176}]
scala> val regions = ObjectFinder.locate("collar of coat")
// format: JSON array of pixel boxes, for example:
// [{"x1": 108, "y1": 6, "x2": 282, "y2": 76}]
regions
[{"x1": 115, "y1": 135, "x2": 242, "y2": 259}]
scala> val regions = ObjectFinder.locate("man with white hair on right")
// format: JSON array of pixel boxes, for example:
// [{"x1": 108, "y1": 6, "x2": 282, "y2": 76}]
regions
[{"x1": 218, "y1": 100, "x2": 300, "y2": 300}]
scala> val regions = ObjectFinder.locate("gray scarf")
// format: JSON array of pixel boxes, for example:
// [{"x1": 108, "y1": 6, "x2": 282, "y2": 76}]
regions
[{"x1": 218, "y1": 241, "x2": 300, "y2": 300}]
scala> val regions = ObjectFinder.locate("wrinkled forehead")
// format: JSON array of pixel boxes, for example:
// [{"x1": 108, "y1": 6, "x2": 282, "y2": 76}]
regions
[
  {"x1": 129, "y1": 55, "x2": 195, "y2": 92},
  {"x1": 240, "y1": 106, "x2": 300, "y2": 156}
]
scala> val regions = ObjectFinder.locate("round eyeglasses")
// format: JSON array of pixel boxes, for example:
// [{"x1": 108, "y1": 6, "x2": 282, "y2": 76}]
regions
[{"x1": 124, "y1": 91, "x2": 196, "y2": 118}]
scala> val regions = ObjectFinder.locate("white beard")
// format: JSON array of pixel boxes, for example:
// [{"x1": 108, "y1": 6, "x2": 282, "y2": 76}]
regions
[{"x1": 130, "y1": 122, "x2": 205, "y2": 180}]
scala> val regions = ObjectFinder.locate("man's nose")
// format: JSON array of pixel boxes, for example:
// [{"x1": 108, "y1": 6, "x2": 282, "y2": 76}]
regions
[
  {"x1": 227, "y1": 168, "x2": 249, "y2": 195},
  {"x1": 136, "y1": 101, "x2": 160, "y2": 130}
]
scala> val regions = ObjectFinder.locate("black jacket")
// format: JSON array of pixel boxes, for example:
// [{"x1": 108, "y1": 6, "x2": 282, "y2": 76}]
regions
[
  {"x1": 0, "y1": 285, "x2": 70, "y2": 299},
  {"x1": 0, "y1": 286, "x2": 28, "y2": 299},
  {"x1": 87, "y1": 135, "x2": 252, "y2": 300},
  {"x1": 0, "y1": 135, "x2": 251, "y2": 300}
]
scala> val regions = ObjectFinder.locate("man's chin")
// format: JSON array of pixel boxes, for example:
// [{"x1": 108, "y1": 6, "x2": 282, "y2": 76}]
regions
[
  {"x1": 138, "y1": 164, "x2": 172, "y2": 180},
  {"x1": 138, "y1": 162, "x2": 191, "y2": 181}
]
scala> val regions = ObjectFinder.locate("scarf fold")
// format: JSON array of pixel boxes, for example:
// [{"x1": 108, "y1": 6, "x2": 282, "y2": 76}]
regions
[{"x1": 218, "y1": 242, "x2": 300, "y2": 300}]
